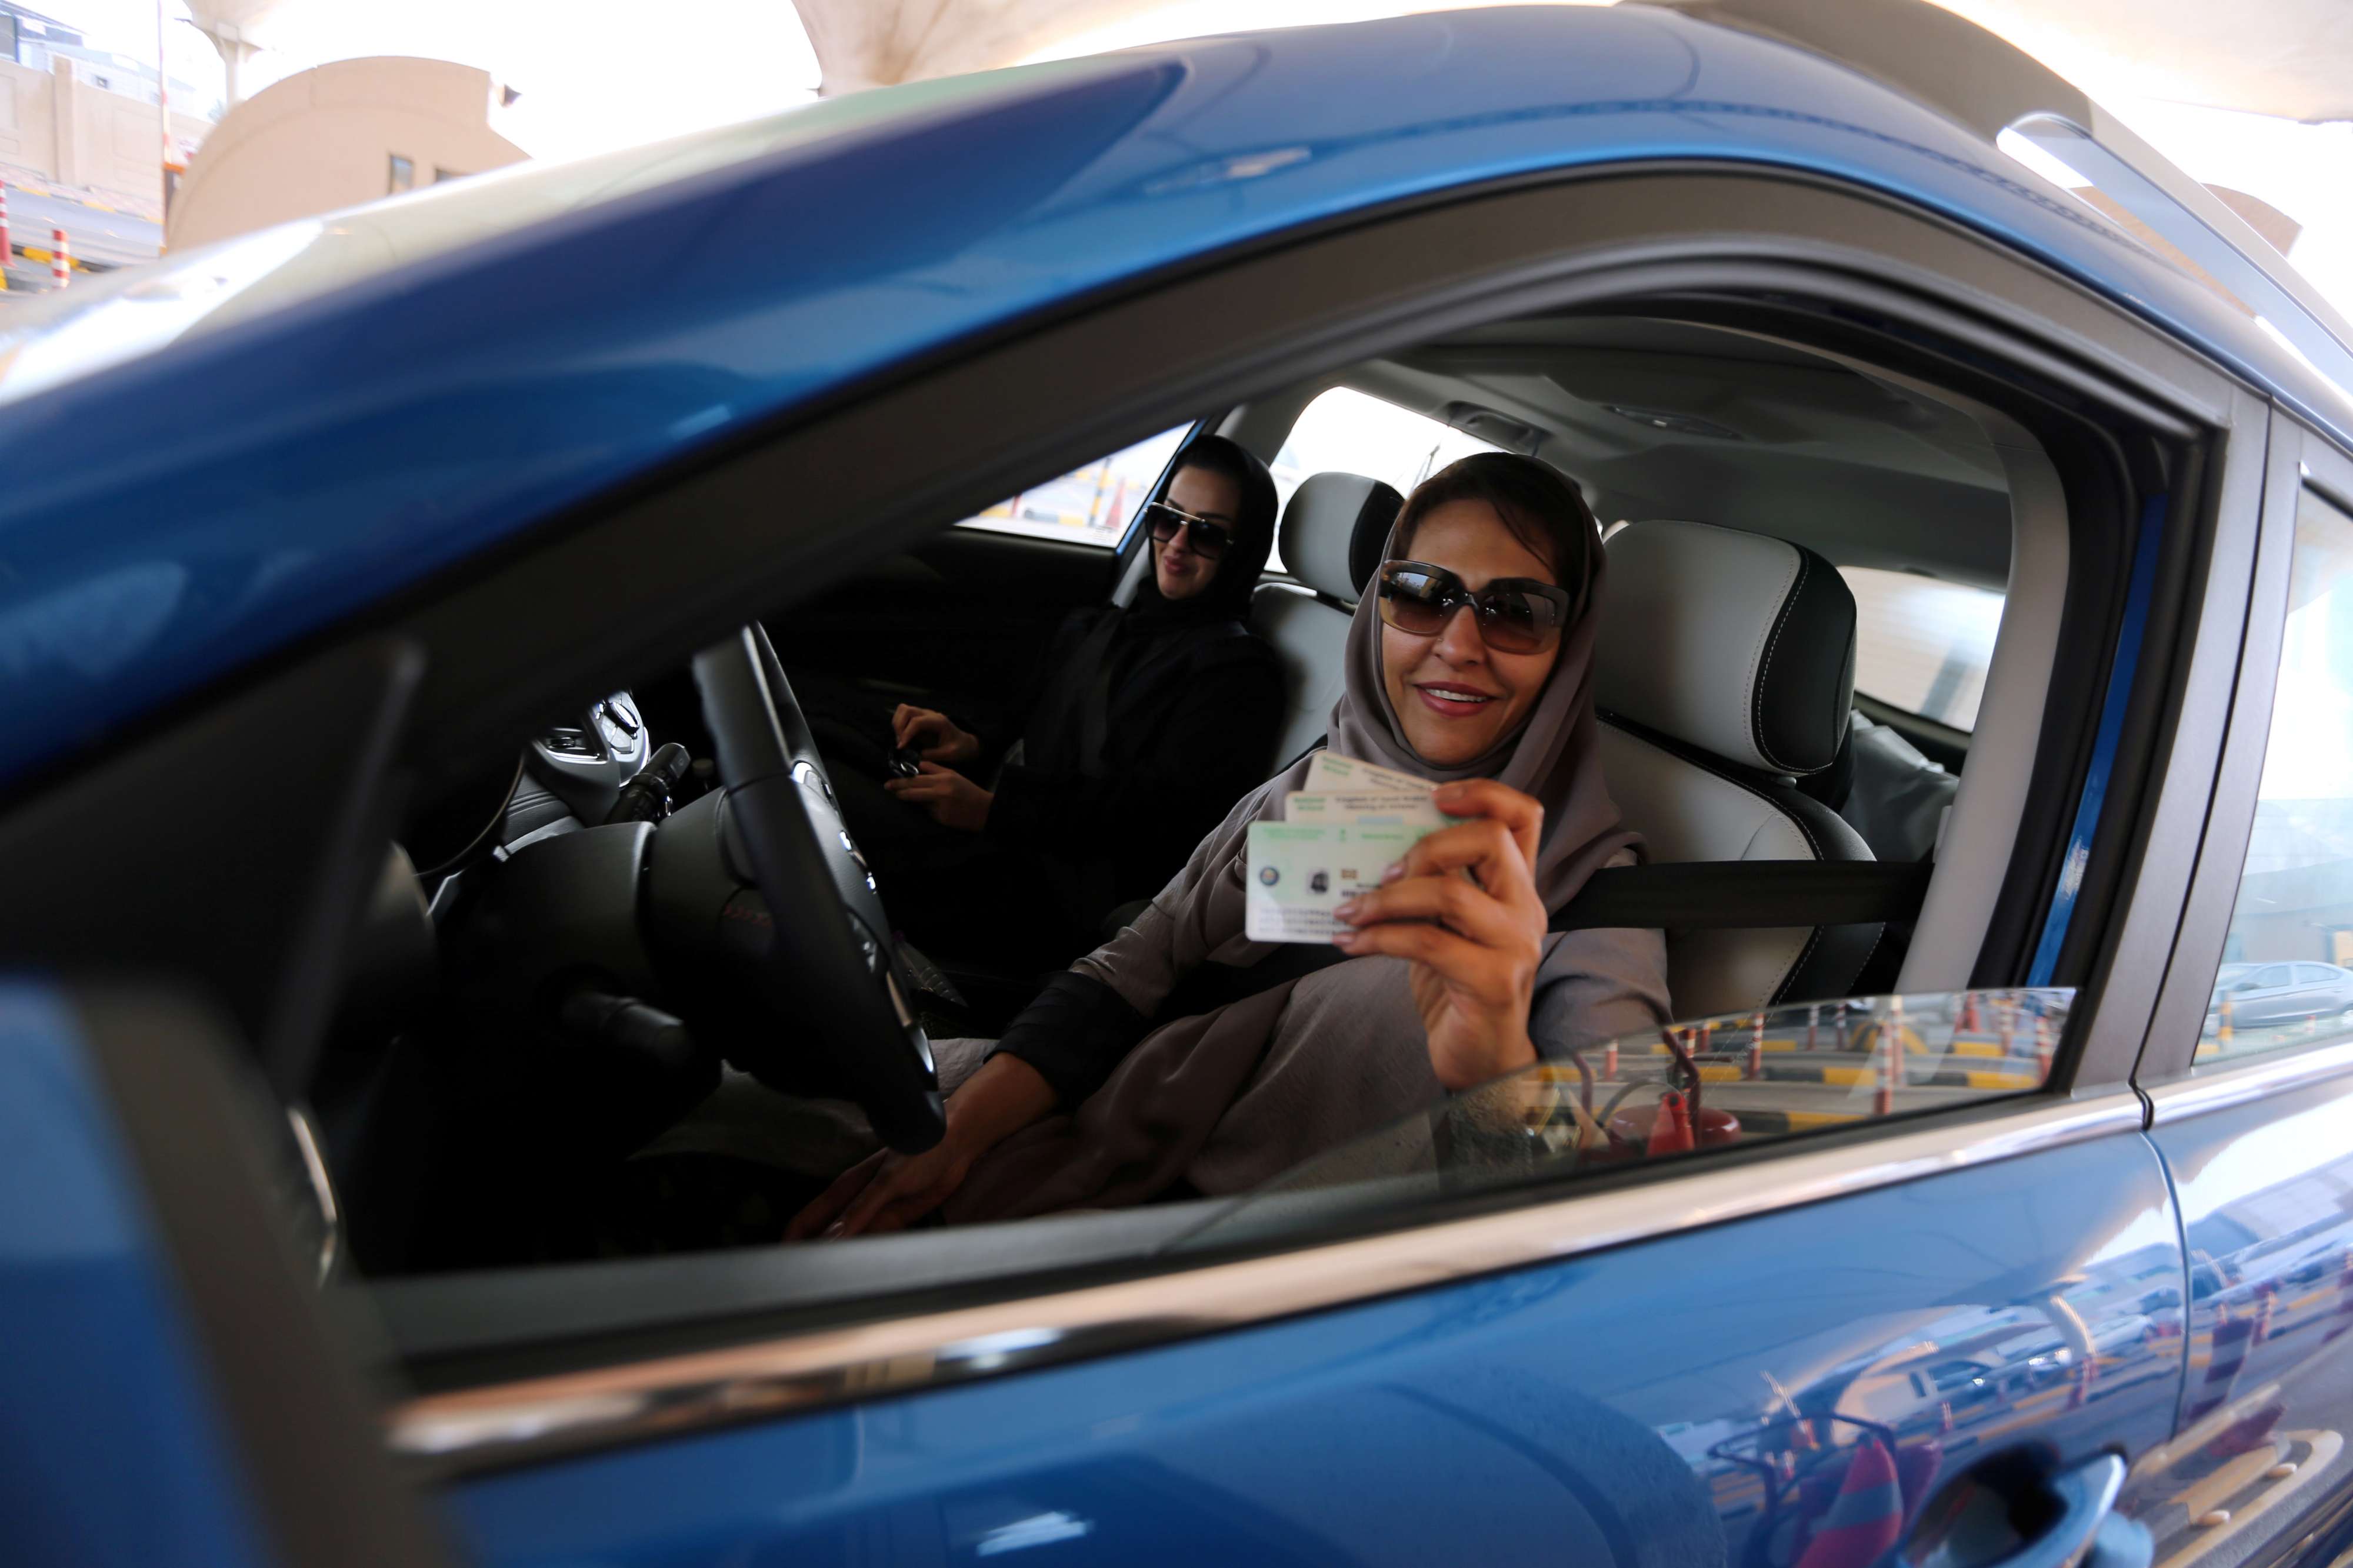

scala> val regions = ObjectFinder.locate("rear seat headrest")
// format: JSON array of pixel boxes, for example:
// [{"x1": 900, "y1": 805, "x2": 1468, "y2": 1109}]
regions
[
  {"x1": 1279, "y1": 472, "x2": 1403, "y2": 602},
  {"x1": 1594, "y1": 519, "x2": 1857, "y2": 776}
]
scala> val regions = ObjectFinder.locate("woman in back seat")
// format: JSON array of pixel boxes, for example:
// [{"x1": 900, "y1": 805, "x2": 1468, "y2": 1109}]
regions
[{"x1": 854, "y1": 435, "x2": 1284, "y2": 973}]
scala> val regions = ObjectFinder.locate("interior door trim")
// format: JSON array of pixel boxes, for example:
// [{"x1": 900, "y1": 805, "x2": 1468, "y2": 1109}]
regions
[{"x1": 386, "y1": 1087, "x2": 2143, "y2": 1477}]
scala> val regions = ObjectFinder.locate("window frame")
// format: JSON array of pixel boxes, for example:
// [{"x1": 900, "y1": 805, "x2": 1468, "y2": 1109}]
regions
[
  {"x1": 15, "y1": 166, "x2": 2255, "y2": 1472},
  {"x1": 2138, "y1": 415, "x2": 2353, "y2": 1085}
]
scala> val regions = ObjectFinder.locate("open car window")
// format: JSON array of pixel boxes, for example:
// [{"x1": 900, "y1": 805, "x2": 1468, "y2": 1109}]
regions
[{"x1": 1839, "y1": 566, "x2": 2005, "y2": 732}]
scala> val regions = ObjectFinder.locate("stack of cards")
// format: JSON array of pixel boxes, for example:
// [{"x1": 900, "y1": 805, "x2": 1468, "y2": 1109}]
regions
[{"x1": 1245, "y1": 752, "x2": 1459, "y2": 943}]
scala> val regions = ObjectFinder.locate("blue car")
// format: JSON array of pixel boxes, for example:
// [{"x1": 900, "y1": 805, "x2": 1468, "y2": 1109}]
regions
[{"x1": 11, "y1": 2, "x2": 2353, "y2": 1565}]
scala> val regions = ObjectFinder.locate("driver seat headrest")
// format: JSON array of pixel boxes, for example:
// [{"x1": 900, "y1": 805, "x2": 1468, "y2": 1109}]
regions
[
  {"x1": 1279, "y1": 472, "x2": 1404, "y2": 602},
  {"x1": 1594, "y1": 519, "x2": 1857, "y2": 776}
]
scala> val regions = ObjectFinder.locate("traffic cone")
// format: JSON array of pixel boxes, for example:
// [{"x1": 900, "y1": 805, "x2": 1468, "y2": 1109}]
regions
[
  {"x1": 1795, "y1": 1436, "x2": 1906, "y2": 1568},
  {"x1": 1647, "y1": 1090, "x2": 1695, "y2": 1155},
  {"x1": 48, "y1": 225, "x2": 66, "y2": 289},
  {"x1": 1748, "y1": 1012, "x2": 1765, "y2": 1079},
  {"x1": 1602, "y1": 1038, "x2": 1617, "y2": 1079}
]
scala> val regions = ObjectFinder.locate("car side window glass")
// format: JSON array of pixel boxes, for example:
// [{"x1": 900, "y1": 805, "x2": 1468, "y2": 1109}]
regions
[
  {"x1": 954, "y1": 424, "x2": 1192, "y2": 546},
  {"x1": 2199, "y1": 487, "x2": 2353, "y2": 1067},
  {"x1": 1837, "y1": 566, "x2": 2006, "y2": 732},
  {"x1": 1178, "y1": 990, "x2": 2067, "y2": 1252},
  {"x1": 1271, "y1": 388, "x2": 1502, "y2": 534}
]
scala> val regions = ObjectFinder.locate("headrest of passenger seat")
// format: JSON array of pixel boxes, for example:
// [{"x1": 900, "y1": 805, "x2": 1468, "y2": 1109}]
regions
[
  {"x1": 1594, "y1": 519, "x2": 1856, "y2": 776},
  {"x1": 1279, "y1": 472, "x2": 1403, "y2": 602}
]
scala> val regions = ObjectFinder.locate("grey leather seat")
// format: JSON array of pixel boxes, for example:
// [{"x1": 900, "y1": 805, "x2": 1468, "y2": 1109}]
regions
[
  {"x1": 1593, "y1": 519, "x2": 1880, "y2": 1020},
  {"x1": 1248, "y1": 472, "x2": 1404, "y2": 766}
]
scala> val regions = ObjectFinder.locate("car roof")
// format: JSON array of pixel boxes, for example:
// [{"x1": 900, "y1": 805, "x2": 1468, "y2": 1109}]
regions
[{"x1": 0, "y1": 2, "x2": 2342, "y2": 789}]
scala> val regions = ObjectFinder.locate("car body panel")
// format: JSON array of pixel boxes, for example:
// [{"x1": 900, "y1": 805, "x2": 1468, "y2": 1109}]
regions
[
  {"x1": 0, "y1": 3, "x2": 2337, "y2": 790},
  {"x1": 2147, "y1": 1073, "x2": 2353, "y2": 1563},
  {"x1": 0, "y1": 980, "x2": 274, "y2": 1568},
  {"x1": 449, "y1": 1132, "x2": 2184, "y2": 1566}
]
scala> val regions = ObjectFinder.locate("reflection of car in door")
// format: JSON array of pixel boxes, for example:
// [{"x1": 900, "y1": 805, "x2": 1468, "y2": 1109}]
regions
[
  {"x1": 12, "y1": 1, "x2": 2353, "y2": 1567},
  {"x1": 2211, "y1": 961, "x2": 2353, "y2": 1029}
]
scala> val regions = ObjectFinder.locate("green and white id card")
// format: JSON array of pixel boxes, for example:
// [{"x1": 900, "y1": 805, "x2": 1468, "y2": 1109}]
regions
[{"x1": 1245, "y1": 820, "x2": 1423, "y2": 943}]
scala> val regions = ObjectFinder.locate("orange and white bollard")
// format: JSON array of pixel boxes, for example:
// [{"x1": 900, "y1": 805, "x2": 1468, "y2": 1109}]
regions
[
  {"x1": 1999, "y1": 997, "x2": 2016, "y2": 1058},
  {"x1": 0, "y1": 180, "x2": 12, "y2": 289},
  {"x1": 49, "y1": 226, "x2": 67, "y2": 290},
  {"x1": 1602, "y1": 1038, "x2": 1618, "y2": 1080},
  {"x1": 1696, "y1": 1021, "x2": 1712, "y2": 1058},
  {"x1": 1807, "y1": 1002, "x2": 1819, "y2": 1050},
  {"x1": 1876, "y1": 1010, "x2": 1900, "y2": 1116},
  {"x1": 1960, "y1": 993, "x2": 1981, "y2": 1033},
  {"x1": 1748, "y1": 1012, "x2": 1765, "y2": 1080},
  {"x1": 2217, "y1": 996, "x2": 2235, "y2": 1053},
  {"x1": 2035, "y1": 1013, "x2": 2053, "y2": 1079}
]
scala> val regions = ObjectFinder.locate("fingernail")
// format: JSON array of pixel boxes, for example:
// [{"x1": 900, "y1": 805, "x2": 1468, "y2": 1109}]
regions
[
  {"x1": 824, "y1": 1222, "x2": 844, "y2": 1239},
  {"x1": 1335, "y1": 898, "x2": 1361, "y2": 920},
  {"x1": 1332, "y1": 929, "x2": 1361, "y2": 950},
  {"x1": 1382, "y1": 862, "x2": 1405, "y2": 884}
]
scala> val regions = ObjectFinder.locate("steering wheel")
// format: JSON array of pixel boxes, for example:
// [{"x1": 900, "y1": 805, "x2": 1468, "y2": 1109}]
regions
[{"x1": 689, "y1": 625, "x2": 944, "y2": 1152}]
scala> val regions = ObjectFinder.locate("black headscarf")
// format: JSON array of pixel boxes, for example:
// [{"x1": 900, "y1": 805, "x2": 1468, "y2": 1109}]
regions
[
  {"x1": 1124, "y1": 433, "x2": 1278, "y2": 625},
  {"x1": 1024, "y1": 435, "x2": 1278, "y2": 774}
]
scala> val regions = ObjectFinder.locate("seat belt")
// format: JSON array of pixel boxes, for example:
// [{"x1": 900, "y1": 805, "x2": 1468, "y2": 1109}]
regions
[{"x1": 1156, "y1": 859, "x2": 1932, "y2": 1022}]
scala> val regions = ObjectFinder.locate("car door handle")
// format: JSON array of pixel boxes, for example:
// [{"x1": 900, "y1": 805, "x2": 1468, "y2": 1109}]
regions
[{"x1": 1908, "y1": 1453, "x2": 2153, "y2": 1568}]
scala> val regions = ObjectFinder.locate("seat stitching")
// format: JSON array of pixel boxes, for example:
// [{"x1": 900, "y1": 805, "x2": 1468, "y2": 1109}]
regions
[{"x1": 1752, "y1": 546, "x2": 1808, "y2": 774}]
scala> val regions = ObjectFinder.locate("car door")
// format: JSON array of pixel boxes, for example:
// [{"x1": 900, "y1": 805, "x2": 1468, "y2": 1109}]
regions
[
  {"x1": 2130, "y1": 427, "x2": 2353, "y2": 1568},
  {"x1": 404, "y1": 202, "x2": 2278, "y2": 1568}
]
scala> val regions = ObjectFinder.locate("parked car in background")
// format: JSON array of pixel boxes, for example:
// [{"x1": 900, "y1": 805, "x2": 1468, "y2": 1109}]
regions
[{"x1": 12, "y1": 2, "x2": 2353, "y2": 1566}]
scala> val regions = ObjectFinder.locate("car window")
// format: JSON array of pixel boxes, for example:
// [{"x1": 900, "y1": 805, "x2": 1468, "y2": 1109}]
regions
[
  {"x1": 2254, "y1": 965, "x2": 2295, "y2": 988},
  {"x1": 1174, "y1": 990, "x2": 2069, "y2": 1253},
  {"x1": 1837, "y1": 566, "x2": 2006, "y2": 732},
  {"x1": 1271, "y1": 388, "x2": 1502, "y2": 528},
  {"x1": 2302, "y1": 963, "x2": 2341, "y2": 985},
  {"x1": 2198, "y1": 488, "x2": 2353, "y2": 1067},
  {"x1": 955, "y1": 424, "x2": 1192, "y2": 546}
]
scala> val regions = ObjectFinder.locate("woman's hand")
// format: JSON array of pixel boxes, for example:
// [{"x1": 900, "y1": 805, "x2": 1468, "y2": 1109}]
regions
[
  {"x1": 892, "y1": 703, "x2": 981, "y2": 766},
  {"x1": 787, "y1": 1139, "x2": 974, "y2": 1240},
  {"x1": 1331, "y1": 778, "x2": 1547, "y2": 1090},
  {"x1": 886, "y1": 760, "x2": 994, "y2": 831},
  {"x1": 787, "y1": 1054, "x2": 1057, "y2": 1240}
]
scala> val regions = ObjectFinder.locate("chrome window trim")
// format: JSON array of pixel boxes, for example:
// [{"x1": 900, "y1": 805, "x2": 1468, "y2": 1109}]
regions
[
  {"x1": 2145, "y1": 1035, "x2": 2353, "y2": 1124},
  {"x1": 388, "y1": 1088, "x2": 2142, "y2": 1476}
]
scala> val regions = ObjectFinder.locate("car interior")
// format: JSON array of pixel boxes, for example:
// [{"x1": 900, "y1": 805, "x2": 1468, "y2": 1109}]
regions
[{"x1": 303, "y1": 301, "x2": 2122, "y2": 1332}]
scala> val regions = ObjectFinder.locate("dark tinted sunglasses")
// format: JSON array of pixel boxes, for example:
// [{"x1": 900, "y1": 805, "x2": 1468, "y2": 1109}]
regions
[
  {"x1": 1144, "y1": 501, "x2": 1235, "y2": 558},
  {"x1": 1377, "y1": 560, "x2": 1574, "y2": 655}
]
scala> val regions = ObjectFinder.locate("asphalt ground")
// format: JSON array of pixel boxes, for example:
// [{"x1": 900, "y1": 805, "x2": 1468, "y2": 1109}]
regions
[{"x1": 4, "y1": 181, "x2": 161, "y2": 267}]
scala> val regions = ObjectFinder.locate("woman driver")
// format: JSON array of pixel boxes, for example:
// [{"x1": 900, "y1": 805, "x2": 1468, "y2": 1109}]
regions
[{"x1": 793, "y1": 453, "x2": 1671, "y2": 1236}]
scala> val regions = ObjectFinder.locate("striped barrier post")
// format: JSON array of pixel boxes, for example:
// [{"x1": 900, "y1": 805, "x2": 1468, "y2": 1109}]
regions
[
  {"x1": 1697, "y1": 1021, "x2": 1712, "y2": 1059},
  {"x1": 2035, "y1": 1015, "x2": 2053, "y2": 1079},
  {"x1": 2186, "y1": 1302, "x2": 2255, "y2": 1423},
  {"x1": 1748, "y1": 1012, "x2": 1765, "y2": 1080},
  {"x1": 49, "y1": 226, "x2": 67, "y2": 289},
  {"x1": 2324, "y1": 1252, "x2": 2353, "y2": 1342},
  {"x1": 1959, "y1": 993, "x2": 1981, "y2": 1033},
  {"x1": 1807, "y1": 1002, "x2": 1819, "y2": 1050},
  {"x1": 2218, "y1": 996, "x2": 2235, "y2": 1053},
  {"x1": 1603, "y1": 1038, "x2": 1618, "y2": 1080},
  {"x1": 0, "y1": 180, "x2": 11, "y2": 289},
  {"x1": 1999, "y1": 998, "x2": 2016, "y2": 1059},
  {"x1": 1875, "y1": 1007, "x2": 1899, "y2": 1116}
]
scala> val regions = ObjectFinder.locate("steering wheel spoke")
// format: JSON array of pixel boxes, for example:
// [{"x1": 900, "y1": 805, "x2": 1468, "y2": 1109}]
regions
[{"x1": 688, "y1": 625, "x2": 945, "y2": 1152}]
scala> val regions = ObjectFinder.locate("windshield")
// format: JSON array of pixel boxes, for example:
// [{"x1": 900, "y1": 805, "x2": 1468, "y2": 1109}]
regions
[{"x1": 1169, "y1": 990, "x2": 2072, "y2": 1257}]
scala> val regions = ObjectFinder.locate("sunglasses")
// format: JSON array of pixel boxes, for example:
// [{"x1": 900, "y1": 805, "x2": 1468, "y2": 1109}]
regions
[
  {"x1": 1144, "y1": 501, "x2": 1235, "y2": 559},
  {"x1": 1376, "y1": 560, "x2": 1574, "y2": 655}
]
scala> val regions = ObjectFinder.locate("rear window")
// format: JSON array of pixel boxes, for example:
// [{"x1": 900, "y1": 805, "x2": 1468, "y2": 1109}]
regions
[
  {"x1": 1271, "y1": 388, "x2": 1501, "y2": 521},
  {"x1": 1838, "y1": 566, "x2": 2006, "y2": 732},
  {"x1": 956, "y1": 425, "x2": 1191, "y2": 547}
]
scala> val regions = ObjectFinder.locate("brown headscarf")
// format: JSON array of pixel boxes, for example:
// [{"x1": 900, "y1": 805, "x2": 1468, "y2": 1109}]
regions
[{"x1": 944, "y1": 464, "x2": 1669, "y2": 1219}]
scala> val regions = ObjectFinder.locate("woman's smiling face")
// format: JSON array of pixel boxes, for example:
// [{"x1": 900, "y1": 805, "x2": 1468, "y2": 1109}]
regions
[{"x1": 1380, "y1": 500, "x2": 1562, "y2": 767}]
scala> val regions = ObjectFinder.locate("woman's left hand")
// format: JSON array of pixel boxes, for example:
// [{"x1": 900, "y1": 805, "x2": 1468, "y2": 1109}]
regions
[
  {"x1": 885, "y1": 760, "x2": 994, "y2": 832},
  {"x1": 1332, "y1": 778, "x2": 1546, "y2": 1089}
]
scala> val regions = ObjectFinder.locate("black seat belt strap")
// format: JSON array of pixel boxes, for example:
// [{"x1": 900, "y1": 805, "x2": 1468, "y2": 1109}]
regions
[{"x1": 1155, "y1": 859, "x2": 1931, "y2": 1020}]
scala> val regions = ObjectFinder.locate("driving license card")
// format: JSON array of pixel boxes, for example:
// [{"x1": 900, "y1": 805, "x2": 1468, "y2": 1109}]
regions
[
  {"x1": 1304, "y1": 751, "x2": 1435, "y2": 798},
  {"x1": 1245, "y1": 820, "x2": 1419, "y2": 943}
]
